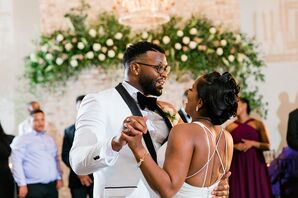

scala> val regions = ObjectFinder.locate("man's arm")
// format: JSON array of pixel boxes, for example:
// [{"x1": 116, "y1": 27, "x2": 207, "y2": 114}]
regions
[
  {"x1": 69, "y1": 94, "x2": 119, "y2": 175},
  {"x1": 61, "y1": 127, "x2": 72, "y2": 167},
  {"x1": 10, "y1": 137, "x2": 27, "y2": 186},
  {"x1": 287, "y1": 110, "x2": 298, "y2": 150}
]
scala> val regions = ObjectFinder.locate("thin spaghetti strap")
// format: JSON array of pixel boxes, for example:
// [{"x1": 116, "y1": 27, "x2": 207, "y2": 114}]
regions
[{"x1": 215, "y1": 128, "x2": 225, "y2": 173}]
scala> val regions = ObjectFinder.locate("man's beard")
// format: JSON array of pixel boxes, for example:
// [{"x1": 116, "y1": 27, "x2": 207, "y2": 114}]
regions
[{"x1": 139, "y1": 75, "x2": 163, "y2": 96}]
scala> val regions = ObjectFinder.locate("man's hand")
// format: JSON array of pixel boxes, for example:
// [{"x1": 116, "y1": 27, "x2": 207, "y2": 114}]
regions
[
  {"x1": 211, "y1": 171, "x2": 231, "y2": 198},
  {"x1": 56, "y1": 179, "x2": 63, "y2": 189},
  {"x1": 18, "y1": 185, "x2": 28, "y2": 198},
  {"x1": 79, "y1": 175, "x2": 93, "y2": 186}
]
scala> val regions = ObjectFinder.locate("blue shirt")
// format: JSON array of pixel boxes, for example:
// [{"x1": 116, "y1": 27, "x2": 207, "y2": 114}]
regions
[{"x1": 10, "y1": 130, "x2": 62, "y2": 186}]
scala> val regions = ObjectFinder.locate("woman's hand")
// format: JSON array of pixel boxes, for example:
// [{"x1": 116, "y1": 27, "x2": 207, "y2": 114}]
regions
[
  {"x1": 121, "y1": 116, "x2": 148, "y2": 151},
  {"x1": 241, "y1": 139, "x2": 257, "y2": 151},
  {"x1": 234, "y1": 143, "x2": 247, "y2": 152}
]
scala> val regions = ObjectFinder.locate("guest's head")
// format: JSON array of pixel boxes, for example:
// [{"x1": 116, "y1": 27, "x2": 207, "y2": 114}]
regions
[
  {"x1": 123, "y1": 41, "x2": 169, "y2": 96},
  {"x1": 237, "y1": 97, "x2": 251, "y2": 116},
  {"x1": 27, "y1": 101, "x2": 40, "y2": 113},
  {"x1": 30, "y1": 109, "x2": 45, "y2": 132},
  {"x1": 186, "y1": 71, "x2": 240, "y2": 125},
  {"x1": 75, "y1": 95, "x2": 85, "y2": 111}
]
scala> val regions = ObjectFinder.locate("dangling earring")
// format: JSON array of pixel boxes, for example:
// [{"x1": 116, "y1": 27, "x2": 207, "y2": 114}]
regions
[{"x1": 195, "y1": 105, "x2": 199, "y2": 112}]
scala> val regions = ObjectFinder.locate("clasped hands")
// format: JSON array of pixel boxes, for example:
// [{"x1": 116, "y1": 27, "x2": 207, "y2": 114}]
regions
[
  {"x1": 117, "y1": 116, "x2": 148, "y2": 151},
  {"x1": 235, "y1": 139, "x2": 256, "y2": 152}
]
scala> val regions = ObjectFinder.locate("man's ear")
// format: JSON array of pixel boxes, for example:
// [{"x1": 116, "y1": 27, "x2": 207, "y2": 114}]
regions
[{"x1": 129, "y1": 63, "x2": 140, "y2": 75}]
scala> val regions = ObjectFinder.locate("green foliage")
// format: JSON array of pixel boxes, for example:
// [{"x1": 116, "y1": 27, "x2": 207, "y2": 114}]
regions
[{"x1": 25, "y1": 6, "x2": 267, "y2": 117}]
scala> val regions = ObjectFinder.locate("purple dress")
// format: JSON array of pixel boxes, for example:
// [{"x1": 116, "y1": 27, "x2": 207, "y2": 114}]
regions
[{"x1": 229, "y1": 119, "x2": 272, "y2": 198}]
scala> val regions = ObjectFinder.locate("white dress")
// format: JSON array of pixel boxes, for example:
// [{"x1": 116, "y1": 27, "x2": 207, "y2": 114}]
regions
[{"x1": 157, "y1": 121, "x2": 227, "y2": 198}]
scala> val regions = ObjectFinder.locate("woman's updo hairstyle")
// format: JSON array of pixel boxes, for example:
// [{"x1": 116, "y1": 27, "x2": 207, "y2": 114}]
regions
[{"x1": 196, "y1": 71, "x2": 240, "y2": 125}]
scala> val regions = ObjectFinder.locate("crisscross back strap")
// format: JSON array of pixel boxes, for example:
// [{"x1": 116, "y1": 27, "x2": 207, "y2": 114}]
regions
[{"x1": 186, "y1": 122, "x2": 226, "y2": 187}]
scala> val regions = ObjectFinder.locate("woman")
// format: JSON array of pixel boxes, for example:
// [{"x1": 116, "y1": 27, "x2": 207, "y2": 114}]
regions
[
  {"x1": 121, "y1": 71, "x2": 239, "y2": 197},
  {"x1": 226, "y1": 97, "x2": 272, "y2": 198},
  {"x1": 0, "y1": 122, "x2": 15, "y2": 198}
]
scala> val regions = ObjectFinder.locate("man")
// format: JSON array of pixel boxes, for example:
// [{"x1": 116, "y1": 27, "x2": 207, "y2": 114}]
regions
[
  {"x1": 18, "y1": 101, "x2": 40, "y2": 136},
  {"x1": 287, "y1": 108, "x2": 298, "y2": 151},
  {"x1": 62, "y1": 95, "x2": 94, "y2": 198},
  {"x1": 70, "y1": 41, "x2": 229, "y2": 197},
  {"x1": 178, "y1": 90, "x2": 191, "y2": 123},
  {"x1": 11, "y1": 109, "x2": 62, "y2": 198}
]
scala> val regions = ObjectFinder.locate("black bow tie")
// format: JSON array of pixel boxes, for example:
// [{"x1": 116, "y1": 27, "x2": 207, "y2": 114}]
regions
[{"x1": 137, "y1": 92, "x2": 158, "y2": 111}]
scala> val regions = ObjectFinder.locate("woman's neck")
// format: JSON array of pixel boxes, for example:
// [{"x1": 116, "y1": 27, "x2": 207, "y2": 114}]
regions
[
  {"x1": 237, "y1": 113, "x2": 250, "y2": 123},
  {"x1": 192, "y1": 116, "x2": 212, "y2": 123}
]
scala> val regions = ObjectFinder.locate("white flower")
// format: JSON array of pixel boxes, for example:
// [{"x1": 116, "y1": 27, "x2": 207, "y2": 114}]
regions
[
  {"x1": 118, "y1": 52, "x2": 124, "y2": 59},
  {"x1": 86, "y1": 51, "x2": 94, "y2": 59},
  {"x1": 228, "y1": 55, "x2": 235, "y2": 62},
  {"x1": 55, "y1": 57, "x2": 64, "y2": 65},
  {"x1": 189, "y1": 41, "x2": 197, "y2": 49},
  {"x1": 77, "y1": 42, "x2": 85, "y2": 50},
  {"x1": 126, "y1": 43, "x2": 132, "y2": 48},
  {"x1": 235, "y1": 34, "x2": 241, "y2": 43},
  {"x1": 216, "y1": 48, "x2": 224, "y2": 56},
  {"x1": 181, "y1": 54, "x2": 188, "y2": 62},
  {"x1": 189, "y1": 27, "x2": 198, "y2": 35},
  {"x1": 175, "y1": 43, "x2": 182, "y2": 50},
  {"x1": 98, "y1": 26, "x2": 105, "y2": 35},
  {"x1": 88, "y1": 29, "x2": 97, "y2": 37},
  {"x1": 106, "y1": 39, "x2": 114, "y2": 46},
  {"x1": 162, "y1": 106, "x2": 180, "y2": 126},
  {"x1": 92, "y1": 43, "x2": 101, "y2": 51},
  {"x1": 153, "y1": 40, "x2": 160, "y2": 45},
  {"x1": 41, "y1": 44, "x2": 48, "y2": 52},
  {"x1": 101, "y1": 46, "x2": 108, "y2": 53},
  {"x1": 38, "y1": 59, "x2": 45, "y2": 65},
  {"x1": 30, "y1": 53, "x2": 38, "y2": 62},
  {"x1": 176, "y1": 30, "x2": 184, "y2": 37},
  {"x1": 141, "y1": 32, "x2": 149, "y2": 39},
  {"x1": 98, "y1": 54, "x2": 106, "y2": 61},
  {"x1": 45, "y1": 53, "x2": 53, "y2": 60},
  {"x1": 220, "y1": 39, "x2": 227, "y2": 46},
  {"x1": 70, "y1": 59, "x2": 78, "y2": 67},
  {"x1": 64, "y1": 43, "x2": 73, "y2": 51},
  {"x1": 107, "y1": 50, "x2": 115, "y2": 58},
  {"x1": 56, "y1": 34, "x2": 64, "y2": 42},
  {"x1": 182, "y1": 36, "x2": 190, "y2": 45},
  {"x1": 237, "y1": 53, "x2": 245, "y2": 62},
  {"x1": 209, "y1": 27, "x2": 217, "y2": 34},
  {"x1": 162, "y1": 36, "x2": 171, "y2": 44},
  {"x1": 114, "y1": 32, "x2": 123, "y2": 40}
]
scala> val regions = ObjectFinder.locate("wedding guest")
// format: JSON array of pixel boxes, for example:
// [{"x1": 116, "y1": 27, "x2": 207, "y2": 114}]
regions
[
  {"x1": 226, "y1": 97, "x2": 272, "y2": 198},
  {"x1": 62, "y1": 95, "x2": 93, "y2": 198},
  {"x1": 0, "y1": 122, "x2": 15, "y2": 198},
  {"x1": 178, "y1": 90, "x2": 191, "y2": 123},
  {"x1": 70, "y1": 41, "x2": 230, "y2": 197},
  {"x1": 121, "y1": 71, "x2": 238, "y2": 197},
  {"x1": 11, "y1": 109, "x2": 62, "y2": 198},
  {"x1": 286, "y1": 108, "x2": 298, "y2": 151},
  {"x1": 18, "y1": 101, "x2": 40, "y2": 136}
]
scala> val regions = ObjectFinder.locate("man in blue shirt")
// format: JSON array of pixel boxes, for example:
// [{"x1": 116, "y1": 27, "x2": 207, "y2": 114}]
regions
[{"x1": 11, "y1": 109, "x2": 62, "y2": 198}]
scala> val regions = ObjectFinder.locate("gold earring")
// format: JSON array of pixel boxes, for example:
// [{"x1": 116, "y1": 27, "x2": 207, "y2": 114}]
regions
[{"x1": 196, "y1": 106, "x2": 199, "y2": 112}]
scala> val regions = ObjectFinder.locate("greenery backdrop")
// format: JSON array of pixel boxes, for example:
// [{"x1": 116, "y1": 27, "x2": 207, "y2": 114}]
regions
[{"x1": 25, "y1": 3, "x2": 267, "y2": 116}]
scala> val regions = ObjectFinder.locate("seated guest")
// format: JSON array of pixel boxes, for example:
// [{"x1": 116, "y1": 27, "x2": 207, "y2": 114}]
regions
[
  {"x1": 0, "y1": 122, "x2": 15, "y2": 198},
  {"x1": 11, "y1": 109, "x2": 62, "y2": 198}
]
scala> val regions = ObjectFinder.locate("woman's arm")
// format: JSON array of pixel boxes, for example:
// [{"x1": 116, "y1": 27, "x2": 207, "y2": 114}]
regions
[{"x1": 122, "y1": 120, "x2": 193, "y2": 198}]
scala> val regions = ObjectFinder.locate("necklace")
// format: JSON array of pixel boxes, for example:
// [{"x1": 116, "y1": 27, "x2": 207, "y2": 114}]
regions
[{"x1": 192, "y1": 116, "x2": 212, "y2": 123}]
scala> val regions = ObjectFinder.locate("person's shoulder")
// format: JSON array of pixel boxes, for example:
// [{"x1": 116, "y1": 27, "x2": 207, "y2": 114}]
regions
[{"x1": 289, "y1": 108, "x2": 298, "y2": 117}]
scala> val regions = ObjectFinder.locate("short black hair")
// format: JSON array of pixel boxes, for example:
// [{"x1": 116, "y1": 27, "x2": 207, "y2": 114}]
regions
[
  {"x1": 197, "y1": 71, "x2": 240, "y2": 125},
  {"x1": 76, "y1": 95, "x2": 85, "y2": 103},
  {"x1": 239, "y1": 97, "x2": 251, "y2": 114},
  {"x1": 122, "y1": 41, "x2": 165, "y2": 68},
  {"x1": 30, "y1": 109, "x2": 44, "y2": 116}
]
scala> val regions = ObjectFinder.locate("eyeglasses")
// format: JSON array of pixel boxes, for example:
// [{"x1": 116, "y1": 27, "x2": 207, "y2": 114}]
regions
[{"x1": 135, "y1": 62, "x2": 171, "y2": 74}]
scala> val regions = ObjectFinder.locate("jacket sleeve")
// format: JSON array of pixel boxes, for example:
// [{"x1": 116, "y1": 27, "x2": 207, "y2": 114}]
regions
[
  {"x1": 61, "y1": 127, "x2": 72, "y2": 168},
  {"x1": 287, "y1": 110, "x2": 298, "y2": 150},
  {"x1": 69, "y1": 94, "x2": 119, "y2": 175}
]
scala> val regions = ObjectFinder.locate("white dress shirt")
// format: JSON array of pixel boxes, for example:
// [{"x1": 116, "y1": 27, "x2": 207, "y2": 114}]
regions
[{"x1": 70, "y1": 81, "x2": 170, "y2": 198}]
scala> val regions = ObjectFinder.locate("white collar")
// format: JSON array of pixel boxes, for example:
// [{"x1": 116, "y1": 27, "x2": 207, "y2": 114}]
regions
[{"x1": 122, "y1": 81, "x2": 143, "y2": 101}]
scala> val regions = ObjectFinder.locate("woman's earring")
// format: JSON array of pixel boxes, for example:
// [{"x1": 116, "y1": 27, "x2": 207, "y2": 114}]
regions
[{"x1": 195, "y1": 105, "x2": 199, "y2": 112}]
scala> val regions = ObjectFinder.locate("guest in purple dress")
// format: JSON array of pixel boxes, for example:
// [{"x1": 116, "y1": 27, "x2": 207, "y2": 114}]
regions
[{"x1": 226, "y1": 97, "x2": 272, "y2": 198}]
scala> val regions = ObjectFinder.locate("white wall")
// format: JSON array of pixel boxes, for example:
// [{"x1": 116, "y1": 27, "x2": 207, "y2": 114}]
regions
[{"x1": 240, "y1": 0, "x2": 298, "y2": 152}]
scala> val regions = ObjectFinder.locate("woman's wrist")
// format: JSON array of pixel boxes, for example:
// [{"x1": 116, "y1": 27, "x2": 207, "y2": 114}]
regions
[{"x1": 133, "y1": 147, "x2": 148, "y2": 162}]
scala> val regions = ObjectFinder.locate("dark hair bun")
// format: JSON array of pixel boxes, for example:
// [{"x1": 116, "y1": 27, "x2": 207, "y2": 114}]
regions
[{"x1": 198, "y1": 71, "x2": 240, "y2": 125}]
